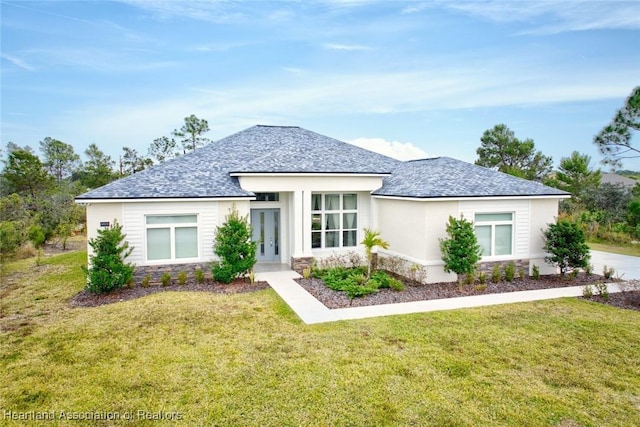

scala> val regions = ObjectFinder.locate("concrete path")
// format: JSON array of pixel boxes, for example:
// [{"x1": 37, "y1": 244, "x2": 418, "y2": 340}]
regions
[{"x1": 257, "y1": 250, "x2": 639, "y2": 325}]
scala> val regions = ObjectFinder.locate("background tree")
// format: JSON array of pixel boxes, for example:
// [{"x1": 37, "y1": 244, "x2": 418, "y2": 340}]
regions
[
  {"x1": 39, "y1": 137, "x2": 80, "y2": 182},
  {"x1": 440, "y1": 215, "x2": 482, "y2": 285},
  {"x1": 476, "y1": 124, "x2": 553, "y2": 181},
  {"x1": 75, "y1": 143, "x2": 116, "y2": 189},
  {"x1": 83, "y1": 221, "x2": 134, "y2": 294},
  {"x1": 119, "y1": 146, "x2": 152, "y2": 176},
  {"x1": 544, "y1": 151, "x2": 601, "y2": 208},
  {"x1": 543, "y1": 220, "x2": 590, "y2": 276},
  {"x1": 361, "y1": 228, "x2": 389, "y2": 278},
  {"x1": 1, "y1": 149, "x2": 53, "y2": 198},
  {"x1": 148, "y1": 136, "x2": 178, "y2": 164},
  {"x1": 172, "y1": 114, "x2": 210, "y2": 154},
  {"x1": 211, "y1": 205, "x2": 256, "y2": 284},
  {"x1": 594, "y1": 86, "x2": 640, "y2": 167}
]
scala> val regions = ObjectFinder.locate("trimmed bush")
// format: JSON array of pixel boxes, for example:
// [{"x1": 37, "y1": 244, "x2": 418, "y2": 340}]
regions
[
  {"x1": 83, "y1": 221, "x2": 134, "y2": 294},
  {"x1": 212, "y1": 205, "x2": 257, "y2": 284},
  {"x1": 504, "y1": 262, "x2": 515, "y2": 282},
  {"x1": 491, "y1": 264, "x2": 501, "y2": 283},
  {"x1": 543, "y1": 219, "x2": 590, "y2": 276},
  {"x1": 440, "y1": 216, "x2": 482, "y2": 285}
]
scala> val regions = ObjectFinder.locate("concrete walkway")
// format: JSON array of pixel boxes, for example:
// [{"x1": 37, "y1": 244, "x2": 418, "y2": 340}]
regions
[{"x1": 257, "y1": 251, "x2": 639, "y2": 325}]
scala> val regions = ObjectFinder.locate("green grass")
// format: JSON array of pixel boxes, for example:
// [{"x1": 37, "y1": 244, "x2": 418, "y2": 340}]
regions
[
  {"x1": 588, "y1": 241, "x2": 640, "y2": 257},
  {"x1": 2, "y1": 251, "x2": 640, "y2": 426}
]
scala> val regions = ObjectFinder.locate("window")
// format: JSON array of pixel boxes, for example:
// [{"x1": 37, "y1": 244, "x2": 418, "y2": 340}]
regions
[
  {"x1": 255, "y1": 192, "x2": 279, "y2": 202},
  {"x1": 474, "y1": 213, "x2": 513, "y2": 257},
  {"x1": 146, "y1": 215, "x2": 198, "y2": 261},
  {"x1": 311, "y1": 193, "x2": 358, "y2": 249}
]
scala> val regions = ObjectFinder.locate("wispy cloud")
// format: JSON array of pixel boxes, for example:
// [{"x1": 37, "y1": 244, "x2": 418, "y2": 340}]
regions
[
  {"x1": 1, "y1": 53, "x2": 36, "y2": 71},
  {"x1": 347, "y1": 137, "x2": 429, "y2": 160},
  {"x1": 118, "y1": 0, "x2": 246, "y2": 23},
  {"x1": 323, "y1": 43, "x2": 373, "y2": 51},
  {"x1": 441, "y1": 0, "x2": 640, "y2": 34}
]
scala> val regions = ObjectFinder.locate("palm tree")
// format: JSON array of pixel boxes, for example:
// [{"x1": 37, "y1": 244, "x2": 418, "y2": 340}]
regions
[{"x1": 361, "y1": 228, "x2": 389, "y2": 278}]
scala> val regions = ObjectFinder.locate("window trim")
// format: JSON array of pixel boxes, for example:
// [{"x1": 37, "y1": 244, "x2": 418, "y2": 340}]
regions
[
  {"x1": 474, "y1": 212, "x2": 514, "y2": 258},
  {"x1": 145, "y1": 214, "x2": 200, "y2": 262},
  {"x1": 311, "y1": 193, "x2": 358, "y2": 249}
]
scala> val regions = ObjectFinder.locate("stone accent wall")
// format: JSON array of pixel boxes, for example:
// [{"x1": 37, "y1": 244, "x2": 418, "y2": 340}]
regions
[
  {"x1": 477, "y1": 259, "x2": 530, "y2": 275},
  {"x1": 291, "y1": 256, "x2": 314, "y2": 274},
  {"x1": 134, "y1": 262, "x2": 211, "y2": 285}
]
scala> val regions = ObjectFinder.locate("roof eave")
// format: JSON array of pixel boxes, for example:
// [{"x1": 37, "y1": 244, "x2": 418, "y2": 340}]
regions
[
  {"x1": 371, "y1": 194, "x2": 571, "y2": 202},
  {"x1": 75, "y1": 195, "x2": 255, "y2": 204}
]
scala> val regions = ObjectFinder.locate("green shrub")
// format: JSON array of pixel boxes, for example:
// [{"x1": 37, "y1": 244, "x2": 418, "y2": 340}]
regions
[
  {"x1": 27, "y1": 224, "x2": 46, "y2": 248},
  {"x1": 248, "y1": 271, "x2": 256, "y2": 284},
  {"x1": 177, "y1": 271, "x2": 188, "y2": 286},
  {"x1": 532, "y1": 264, "x2": 541, "y2": 280},
  {"x1": 475, "y1": 284, "x2": 487, "y2": 292},
  {"x1": 212, "y1": 205, "x2": 257, "y2": 284},
  {"x1": 543, "y1": 219, "x2": 590, "y2": 276},
  {"x1": 141, "y1": 275, "x2": 151, "y2": 288},
  {"x1": 194, "y1": 268, "x2": 205, "y2": 284},
  {"x1": 82, "y1": 221, "x2": 134, "y2": 294},
  {"x1": 584, "y1": 264, "x2": 594, "y2": 277},
  {"x1": 464, "y1": 271, "x2": 475, "y2": 286},
  {"x1": 491, "y1": 265, "x2": 501, "y2": 283},
  {"x1": 440, "y1": 216, "x2": 482, "y2": 285},
  {"x1": 603, "y1": 265, "x2": 615, "y2": 280},
  {"x1": 582, "y1": 284, "x2": 594, "y2": 298},
  {"x1": 161, "y1": 272, "x2": 171, "y2": 287},
  {"x1": 518, "y1": 268, "x2": 525, "y2": 281},
  {"x1": 302, "y1": 266, "x2": 312, "y2": 280},
  {"x1": 594, "y1": 282, "x2": 609, "y2": 301},
  {"x1": 568, "y1": 269, "x2": 579, "y2": 280},
  {"x1": 0, "y1": 220, "x2": 26, "y2": 260},
  {"x1": 316, "y1": 267, "x2": 405, "y2": 299},
  {"x1": 504, "y1": 262, "x2": 515, "y2": 282},
  {"x1": 478, "y1": 271, "x2": 487, "y2": 285}
]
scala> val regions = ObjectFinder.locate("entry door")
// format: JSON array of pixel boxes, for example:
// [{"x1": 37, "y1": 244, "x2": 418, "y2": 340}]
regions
[{"x1": 251, "y1": 209, "x2": 280, "y2": 263}]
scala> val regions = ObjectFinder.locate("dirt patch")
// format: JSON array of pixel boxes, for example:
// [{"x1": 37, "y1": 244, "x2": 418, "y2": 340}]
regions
[
  {"x1": 296, "y1": 272, "x2": 640, "y2": 312},
  {"x1": 69, "y1": 279, "x2": 270, "y2": 308}
]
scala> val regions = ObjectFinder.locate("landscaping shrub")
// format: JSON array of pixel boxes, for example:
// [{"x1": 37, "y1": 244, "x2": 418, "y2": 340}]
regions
[
  {"x1": 585, "y1": 263, "x2": 594, "y2": 277},
  {"x1": 361, "y1": 228, "x2": 389, "y2": 278},
  {"x1": 595, "y1": 282, "x2": 609, "y2": 301},
  {"x1": 583, "y1": 284, "x2": 594, "y2": 298},
  {"x1": 491, "y1": 264, "x2": 501, "y2": 283},
  {"x1": 518, "y1": 268, "x2": 525, "y2": 281},
  {"x1": 440, "y1": 215, "x2": 482, "y2": 285},
  {"x1": 315, "y1": 267, "x2": 403, "y2": 299},
  {"x1": 532, "y1": 264, "x2": 541, "y2": 280},
  {"x1": 161, "y1": 272, "x2": 171, "y2": 287},
  {"x1": 603, "y1": 265, "x2": 615, "y2": 280},
  {"x1": 504, "y1": 262, "x2": 515, "y2": 282},
  {"x1": 177, "y1": 271, "x2": 188, "y2": 286},
  {"x1": 543, "y1": 219, "x2": 590, "y2": 276},
  {"x1": 464, "y1": 271, "x2": 475, "y2": 286},
  {"x1": 212, "y1": 205, "x2": 257, "y2": 284},
  {"x1": 27, "y1": 224, "x2": 46, "y2": 248},
  {"x1": 478, "y1": 271, "x2": 487, "y2": 285},
  {"x1": 141, "y1": 275, "x2": 151, "y2": 288},
  {"x1": 83, "y1": 221, "x2": 134, "y2": 294},
  {"x1": 194, "y1": 268, "x2": 205, "y2": 284}
]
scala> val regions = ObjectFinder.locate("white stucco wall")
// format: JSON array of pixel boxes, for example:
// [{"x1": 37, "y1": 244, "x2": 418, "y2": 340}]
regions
[{"x1": 375, "y1": 196, "x2": 563, "y2": 283}]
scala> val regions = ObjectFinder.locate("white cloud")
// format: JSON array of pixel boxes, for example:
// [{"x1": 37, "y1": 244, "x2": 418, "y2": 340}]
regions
[
  {"x1": 443, "y1": 0, "x2": 640, "y2": 34},
  {"x1": 323, "y1": 43, "x2": 372, "y2": 51},
  {"x1": 1, "y1": 54, "x2": 36, "y2": 71},
  {"x1": 347, "y1": 137, "x2": 429, "y2": 160}
]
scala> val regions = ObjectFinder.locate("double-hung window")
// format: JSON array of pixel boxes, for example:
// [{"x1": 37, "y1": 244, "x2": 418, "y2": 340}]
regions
[
  {"x1": 146, "y1": 215, "x2": 198, "y2": 261},
  {"x1": 474, "y1": 213, "x2": 513, "y2": 257},
  {"x1": 311, "y1": 193, "x2": 358, "y2": 249}
]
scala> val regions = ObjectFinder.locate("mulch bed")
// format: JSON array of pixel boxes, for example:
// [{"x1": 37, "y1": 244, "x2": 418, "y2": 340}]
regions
[
  {"x1": 296, "y1": 273, "x2": 640, "y2": 312},
  {"x1": 584, "y1": 290, "x2": 640, "y2": 311},
  {"x1": 69, "y1": 280, "x2": 270, "y2": 308}
]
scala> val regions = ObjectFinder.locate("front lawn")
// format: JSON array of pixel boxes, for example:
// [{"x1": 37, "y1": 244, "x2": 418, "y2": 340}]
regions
[
  {"x1": 1, "y1": 251, "x2": 640, "y2": 426},
  {"x1": 589, "y1": 241, "x2": 640, "y2": 257}
]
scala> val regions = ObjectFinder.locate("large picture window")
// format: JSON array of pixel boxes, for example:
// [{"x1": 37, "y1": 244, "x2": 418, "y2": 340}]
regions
[
  {"x1": 311, "y1": 193, "x2": 358, "y2": 249},
  {"x1": 474, "y1": 213, "x2": 513, "y2": 257},
  {"x1": 146, "y1": 215, "x2": 198, "y2": 261}
]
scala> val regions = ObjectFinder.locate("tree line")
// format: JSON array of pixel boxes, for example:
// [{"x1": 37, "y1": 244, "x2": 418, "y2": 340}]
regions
[{"x1": 0, "y1": 115, "x2": 211, "y2": 258}]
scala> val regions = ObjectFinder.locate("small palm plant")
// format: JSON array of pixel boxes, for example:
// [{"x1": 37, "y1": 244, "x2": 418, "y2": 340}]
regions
[{"x1": 361, "y1": 228, "x2": 390, "y2": 278}]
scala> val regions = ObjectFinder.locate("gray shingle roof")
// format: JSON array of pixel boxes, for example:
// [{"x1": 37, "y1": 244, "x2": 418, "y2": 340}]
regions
[
  {"x1": 76, "y1": 125, "x2": 400, "y2": 200},
  {"x1": 373, "y1": 157, "x2": 569, "y2": 199}
]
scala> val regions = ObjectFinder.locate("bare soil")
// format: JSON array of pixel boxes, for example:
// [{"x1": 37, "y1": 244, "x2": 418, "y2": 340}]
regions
[{"x1": 296, "y1": 273, "x2": 640, "y2": 312}]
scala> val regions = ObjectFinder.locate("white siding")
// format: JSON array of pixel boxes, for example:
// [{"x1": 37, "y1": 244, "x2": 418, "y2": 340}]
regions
[
  {"x1": 123, "y1": 201, "x2": 220, "y2": 265},
  {"x1": 459, "y1": 199, "x2": 530, "y2": 260}
]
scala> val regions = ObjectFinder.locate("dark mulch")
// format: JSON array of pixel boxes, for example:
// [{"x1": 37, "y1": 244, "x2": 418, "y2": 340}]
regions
[
  {"x1": 69, "y1": 279, "x2": 270, "y2": 308},
  {"x1": 295, "y1": 272, "x2": 639, "y2": 310},
  {"x1": 584, "y1": 289, "x2": 640, "y2": 311}
]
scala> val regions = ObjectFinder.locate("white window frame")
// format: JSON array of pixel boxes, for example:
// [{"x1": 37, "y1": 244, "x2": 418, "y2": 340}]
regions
[
  {"x1": 474, "y1": 212, "x2": 514, "y2": 258},
  {"x1": 145, "y1": 214, "x2": 200, "y2": 262},
  {"x1": 311, "y1": 193, "x2": 358, "y2": 249}
]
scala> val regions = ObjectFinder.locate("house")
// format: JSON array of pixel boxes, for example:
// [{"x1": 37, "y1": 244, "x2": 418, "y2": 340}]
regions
[{"x1": 76, "y1": 125, "x2": 569, "y2": 283}]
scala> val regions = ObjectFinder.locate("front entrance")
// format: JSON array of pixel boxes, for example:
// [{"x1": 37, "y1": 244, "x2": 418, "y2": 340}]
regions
[{"x1": 251, "y1": 208, "x2": 280, "y2": 263}]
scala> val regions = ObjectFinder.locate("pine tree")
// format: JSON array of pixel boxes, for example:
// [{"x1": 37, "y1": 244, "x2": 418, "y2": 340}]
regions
[
  {"x1": 212, "y1": 205, "x2": 257, "y2": 283},
  {"x1": 83, "y1": 221, "x2": 134, "y2": 293}
]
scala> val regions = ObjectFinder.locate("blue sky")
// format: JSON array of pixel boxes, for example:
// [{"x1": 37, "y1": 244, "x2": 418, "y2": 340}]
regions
[{"x1": 2, "y1": 0, "x2": 639, "y2": 170}]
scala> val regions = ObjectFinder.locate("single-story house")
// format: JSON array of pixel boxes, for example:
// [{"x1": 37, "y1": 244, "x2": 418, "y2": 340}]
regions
[{"x1": 76, "y1": 125, "x2": 569, "y2": 283}]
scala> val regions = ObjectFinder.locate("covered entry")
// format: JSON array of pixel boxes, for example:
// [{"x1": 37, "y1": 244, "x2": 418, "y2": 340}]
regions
[{"x1": 251, "y1": 208, "x2": 280, "y2": 263}]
